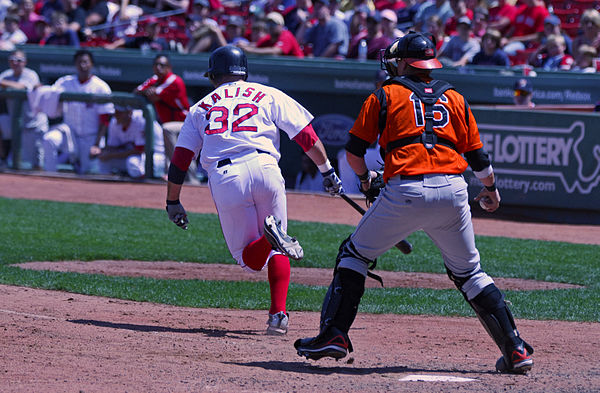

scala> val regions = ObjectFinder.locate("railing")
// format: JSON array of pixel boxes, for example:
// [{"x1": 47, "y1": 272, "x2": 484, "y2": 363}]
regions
[{"x1": 0, "y1": 89, "x2": 158, "y2": 178}]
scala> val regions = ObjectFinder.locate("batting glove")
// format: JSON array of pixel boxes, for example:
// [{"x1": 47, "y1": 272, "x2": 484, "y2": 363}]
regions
[
  {"x1": 322, "y1": 168, "x2": 344, "y2": 196},
  {"x1": 166, "y1": 199, "x2": 189, "y2": 230}
]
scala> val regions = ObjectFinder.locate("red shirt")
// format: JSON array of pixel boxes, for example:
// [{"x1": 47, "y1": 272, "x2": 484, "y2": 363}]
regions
[
  {"x1": 257, "y1": 30, "x2": 304, "y2": 58},
  {"x1": 444, "y1": 10, "x2": 474, "y2": 36},
  {"x1": 512, "y1": 4, "x2": 549, "y2": 37},
  {"x1": 136, "y1": 72, "x2": 190, "y2": 124},
  {"x1": 489, "y1": 3, "x2": 518, "y2": 34}
]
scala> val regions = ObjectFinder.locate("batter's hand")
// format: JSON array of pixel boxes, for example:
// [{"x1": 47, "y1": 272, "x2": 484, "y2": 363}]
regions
[
  {"x1": 166, "y1": 200, "x2": 189, "y2": 230},
  {"x1": 322, "y1": 168, "x2": 343, "y2": 195},
  {"x1": 475, "y1": 188, "x2": 501, "y2": 212}
]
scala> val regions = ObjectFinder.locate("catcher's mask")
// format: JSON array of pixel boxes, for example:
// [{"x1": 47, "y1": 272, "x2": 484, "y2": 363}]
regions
[
  {"x1": 204, "y1": 45, "x2": 248, "y2": 80},
  {"x1": 380, "y1": 32, "x2": 442, "y2": 76}
]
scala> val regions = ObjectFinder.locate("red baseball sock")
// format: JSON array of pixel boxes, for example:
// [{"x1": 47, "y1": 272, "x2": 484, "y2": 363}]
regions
[
  {"x1": 241, "y1": 235, "x2": 272, "y2": 271},
  {"x1": 268, "y1": 254, "x2": 290, "y2": 314}
]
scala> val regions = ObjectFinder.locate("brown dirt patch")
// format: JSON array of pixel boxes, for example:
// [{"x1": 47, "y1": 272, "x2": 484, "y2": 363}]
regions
[
  {"x1": 14, "y1": 260, "x2": 584, "y2": 291},
  {"x1": 1, "y1": 173, "x2": 599, "y2": 393}
]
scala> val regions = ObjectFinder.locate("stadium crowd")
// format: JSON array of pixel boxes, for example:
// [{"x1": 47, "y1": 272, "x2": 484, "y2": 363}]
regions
[
  {"x1": 0, "y1": 0, "x2": 599, "y2": 176},
  {"x1": 0, "y1": 0, "x2": 597, "y2": 71}
]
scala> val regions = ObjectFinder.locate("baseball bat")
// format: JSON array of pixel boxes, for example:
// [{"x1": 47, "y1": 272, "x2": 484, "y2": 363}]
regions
[{"x1": 339, "y1": 193, "x2": 413, "y2": 255}]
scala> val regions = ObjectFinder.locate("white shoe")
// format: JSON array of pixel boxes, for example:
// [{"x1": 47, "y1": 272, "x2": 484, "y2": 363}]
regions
[
  {"x1": 267, "y1": 311, "x2": 289, "y2": 335},
  {"x1": 263, "y1": 215, "x2": 303, "y2": 260}
]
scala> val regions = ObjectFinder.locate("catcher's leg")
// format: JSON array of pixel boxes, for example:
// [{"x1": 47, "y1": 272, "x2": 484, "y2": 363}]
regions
[
  {"x1": 295, "y1": 237, "x2": 367, "y2": 360},
  {"x1": 448, "y1": 269, "x2": 534, "y2": 374}
]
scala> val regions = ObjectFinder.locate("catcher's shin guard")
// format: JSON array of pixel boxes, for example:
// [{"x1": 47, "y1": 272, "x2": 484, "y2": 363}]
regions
[
  {"x1": 469, "y1": 284, "x2": 534, "y2": 373},
  {"x1": 319, "y1": 268, "x2": 366, "y2": 334}
]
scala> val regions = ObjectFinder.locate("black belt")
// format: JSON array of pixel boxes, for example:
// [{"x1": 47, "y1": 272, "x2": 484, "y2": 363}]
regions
[
  {"x1": 217, "y1": 149, "x2": 270, "y2": 168},
  {"x1": 398, "y1": 174, "x2": 424, "y2": 180}
]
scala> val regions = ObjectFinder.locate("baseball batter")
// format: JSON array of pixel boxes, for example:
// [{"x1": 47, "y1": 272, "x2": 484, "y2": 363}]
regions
[
  {"x1": 165, "y1": 46, "x2": 342, "y2": 335},
  {"x1": 295, "y1": 32, "x2": 534, "y2": 374}
]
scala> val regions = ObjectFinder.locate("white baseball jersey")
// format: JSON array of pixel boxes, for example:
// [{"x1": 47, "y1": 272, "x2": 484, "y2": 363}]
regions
[
  {"x1": 106, "y1": 109, "x2": 164, "y2": 154},
  {"x1": 176, "y1": 80, "x2": 313, "y2": 170},
  {"x1": 53, "y1": 74, "x2": 113, "y2": 137}
]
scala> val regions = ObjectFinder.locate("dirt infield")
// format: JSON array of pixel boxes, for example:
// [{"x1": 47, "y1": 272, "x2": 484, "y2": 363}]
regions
[{"x1": 1, "y1": 173, "x2": 600, "y2": 393}]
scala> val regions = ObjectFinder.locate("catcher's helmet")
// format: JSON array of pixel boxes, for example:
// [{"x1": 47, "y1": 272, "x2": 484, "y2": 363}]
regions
[
  {"x1": 204, "y1": 45, "x2": 248, "y2": 80},
  {"x1": 381, "y1": 32, "x2": 442, "y2": 75}
]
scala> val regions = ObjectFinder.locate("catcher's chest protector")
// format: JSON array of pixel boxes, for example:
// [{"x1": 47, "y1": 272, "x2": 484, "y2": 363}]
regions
[{"x1": 376, "y1": 76, "x2": 456, "y2": 154}]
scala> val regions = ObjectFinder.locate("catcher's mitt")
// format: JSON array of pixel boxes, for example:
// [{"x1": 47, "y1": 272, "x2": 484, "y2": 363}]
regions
[{"x1": 360, "y1": 171, "x2": 385, "y2": 206}]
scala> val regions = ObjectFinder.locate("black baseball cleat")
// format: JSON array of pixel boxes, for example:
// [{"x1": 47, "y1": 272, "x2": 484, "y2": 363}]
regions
[
  {"x1": 496, "y1": 341, "x2": 534, "y2": 374},
  {"x1": 264, "y1": 215, "x2": 304, "y2": 260},
  {"x1": 294, "y1": 326, "x2": 352, "y2": 361}
]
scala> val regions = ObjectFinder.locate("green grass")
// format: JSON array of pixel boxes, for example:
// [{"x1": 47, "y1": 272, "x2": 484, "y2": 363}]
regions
[{"x1": 1, "y1": 197, "x2": 598, "y2": 322}]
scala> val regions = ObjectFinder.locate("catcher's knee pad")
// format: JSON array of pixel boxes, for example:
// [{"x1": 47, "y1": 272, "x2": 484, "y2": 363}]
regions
[
  {"x1": 336, "y1": 236, "x2": 375, "y2": 277},
  {"x1": 320, "y1": 268, "x2": 365, "y2": 333}
]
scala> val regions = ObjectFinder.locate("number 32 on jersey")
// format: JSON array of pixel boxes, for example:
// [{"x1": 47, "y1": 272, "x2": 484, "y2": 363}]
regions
[{"x1": 205, "y1": 103, "x2": 259, "y2": 135}]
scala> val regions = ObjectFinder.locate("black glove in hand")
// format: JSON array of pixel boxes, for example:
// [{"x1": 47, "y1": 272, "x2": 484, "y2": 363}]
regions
[
  {"x1": 166, "y1": 200, "x2": 189, "y2": 230},
  {"x1": 360, "y1": 171, "x2": 385, "y2": 206},
  {"x1": 321, "y1": 168, "x2": 343, "y2": 195}
]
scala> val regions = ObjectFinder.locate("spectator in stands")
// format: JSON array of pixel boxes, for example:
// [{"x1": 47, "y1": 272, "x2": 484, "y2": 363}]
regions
[
  {"x1": 529, "y1": 34, "x2": 573, "y2": 71},
  {"x1": 0, "y1": 49, "x2": 49, "y2": 170},
  {"x1": 502, "y1": 0, "x2": 549, "y2": 56},
  {"x1": 78, "y1": 0, "x2": 109, "y2": 28},
  {"x1": 329, "y1": 0, "x2": 346, "y2": 21},
  {"x1": 60, "y1": 0, "x2": 87, "y2": 39},
  {"x1": 0, "y1": 14, "x2": 28, "y2": 50},
  {"x1": 444, "y1": 0, "x2": 471, "y2": 36},
  {"x1": 104, "y1": 16, "x2": 170, "y2": 51},
  {"x1": 438, "y1": 16, "x2": 480, "y2": 67},
  {"x1": 250, "y1": 19, "x2": 269, "y2": 44},
  {"x1": 296, "y1": 0, "x2": 349, "y2": 58},
  {"x1": 91, "y1": 105, "x2": 165, "y2": 179},
  {"x1": 223, "y1": 15, "x2": 249, "y2": 46},
  {"x1": 396, "y1": 0, "x2": 421, "y2": 31},
  {"x1": 135, "y1": 54, "x2": 199, "y2": 184},
  {"x1": 487, "y1": 0, "x2": 516, "y2": 36},
  {"x1": 470, "y1": 28, "x2": 510, "y2": 67},
  {"x1": 513, "y1": 78, "x2": 534, "y2": 107},
  {"x1": 380, "y1": 8, "x2": 403, "y2": 39},
  {"x1": 471, "y1": 6, "x2": 488, "y2": 38},
  {"x1": 18, "y1": 0, "x2": 45, "y2": 42},
  {"x1": 347, "y1": 11, "x2": 392, "y2": 59},
  {"x1": 539, "y1": 15, "x2": 572, "y2": 55},
  {"x1": 31, "y1": 17, "x2": 52, "y2": 44},
  {"x1": 570, "y1": 44, "x2": 597, "y2": 73},
  {"x1": 41, "y1": 0, "x2": 64, "y2": 22},
  {"x1": 42, "y1": 49, "x2": 113, "y2": 174},
  {"x1": 413, "y1": 0, "x2": 453, "y2": 32},
  {"x1": 571, "y1": 9, "x2": 600, "y2": 59},
  {"x1": 284, "y1": 0, "x2": 313, "y2": 36},
  {"x1": 238, "y1": 12, "x2": 304, "y2": 57},
  {"x1": 184, "y1": 0, "x2": 222, "y2": 54},
  {"x1": 425, "y1": 14, "x2": 447, "y2": 51},
  {"x1": 43, "y1": 11, "x2": 80, "y2": 46},
  {"x1": 347, "y1": 4, "x2": 368, "y2": 38}
]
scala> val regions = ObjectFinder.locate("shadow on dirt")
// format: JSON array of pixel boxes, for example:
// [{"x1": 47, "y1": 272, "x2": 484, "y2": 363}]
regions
[
  {"x1": 68, "y1": 319, "x2": 258, "y2": 338},
  {"x1": 224, "y1": 360, "x2": 498, "y2": 376}
]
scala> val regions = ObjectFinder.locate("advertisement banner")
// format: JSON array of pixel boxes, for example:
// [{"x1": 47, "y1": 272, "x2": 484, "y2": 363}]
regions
[{"x1": 468, "y1": 108, "x2": 600, "y2": 212}]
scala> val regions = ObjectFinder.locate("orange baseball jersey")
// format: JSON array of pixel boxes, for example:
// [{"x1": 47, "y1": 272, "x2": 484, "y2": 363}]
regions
[{"x1": 350, "y1": 80, "x2": 482, "y2": 182}]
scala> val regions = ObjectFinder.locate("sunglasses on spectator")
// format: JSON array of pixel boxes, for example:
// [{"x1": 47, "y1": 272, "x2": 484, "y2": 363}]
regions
[{"x1": 9, "y1": 57, "x2": 26, "y2": 63}]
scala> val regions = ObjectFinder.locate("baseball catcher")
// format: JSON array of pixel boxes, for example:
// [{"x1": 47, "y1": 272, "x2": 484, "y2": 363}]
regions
[{"x1": 295, "y1": 32, "x2": 533, "y2": 374}]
